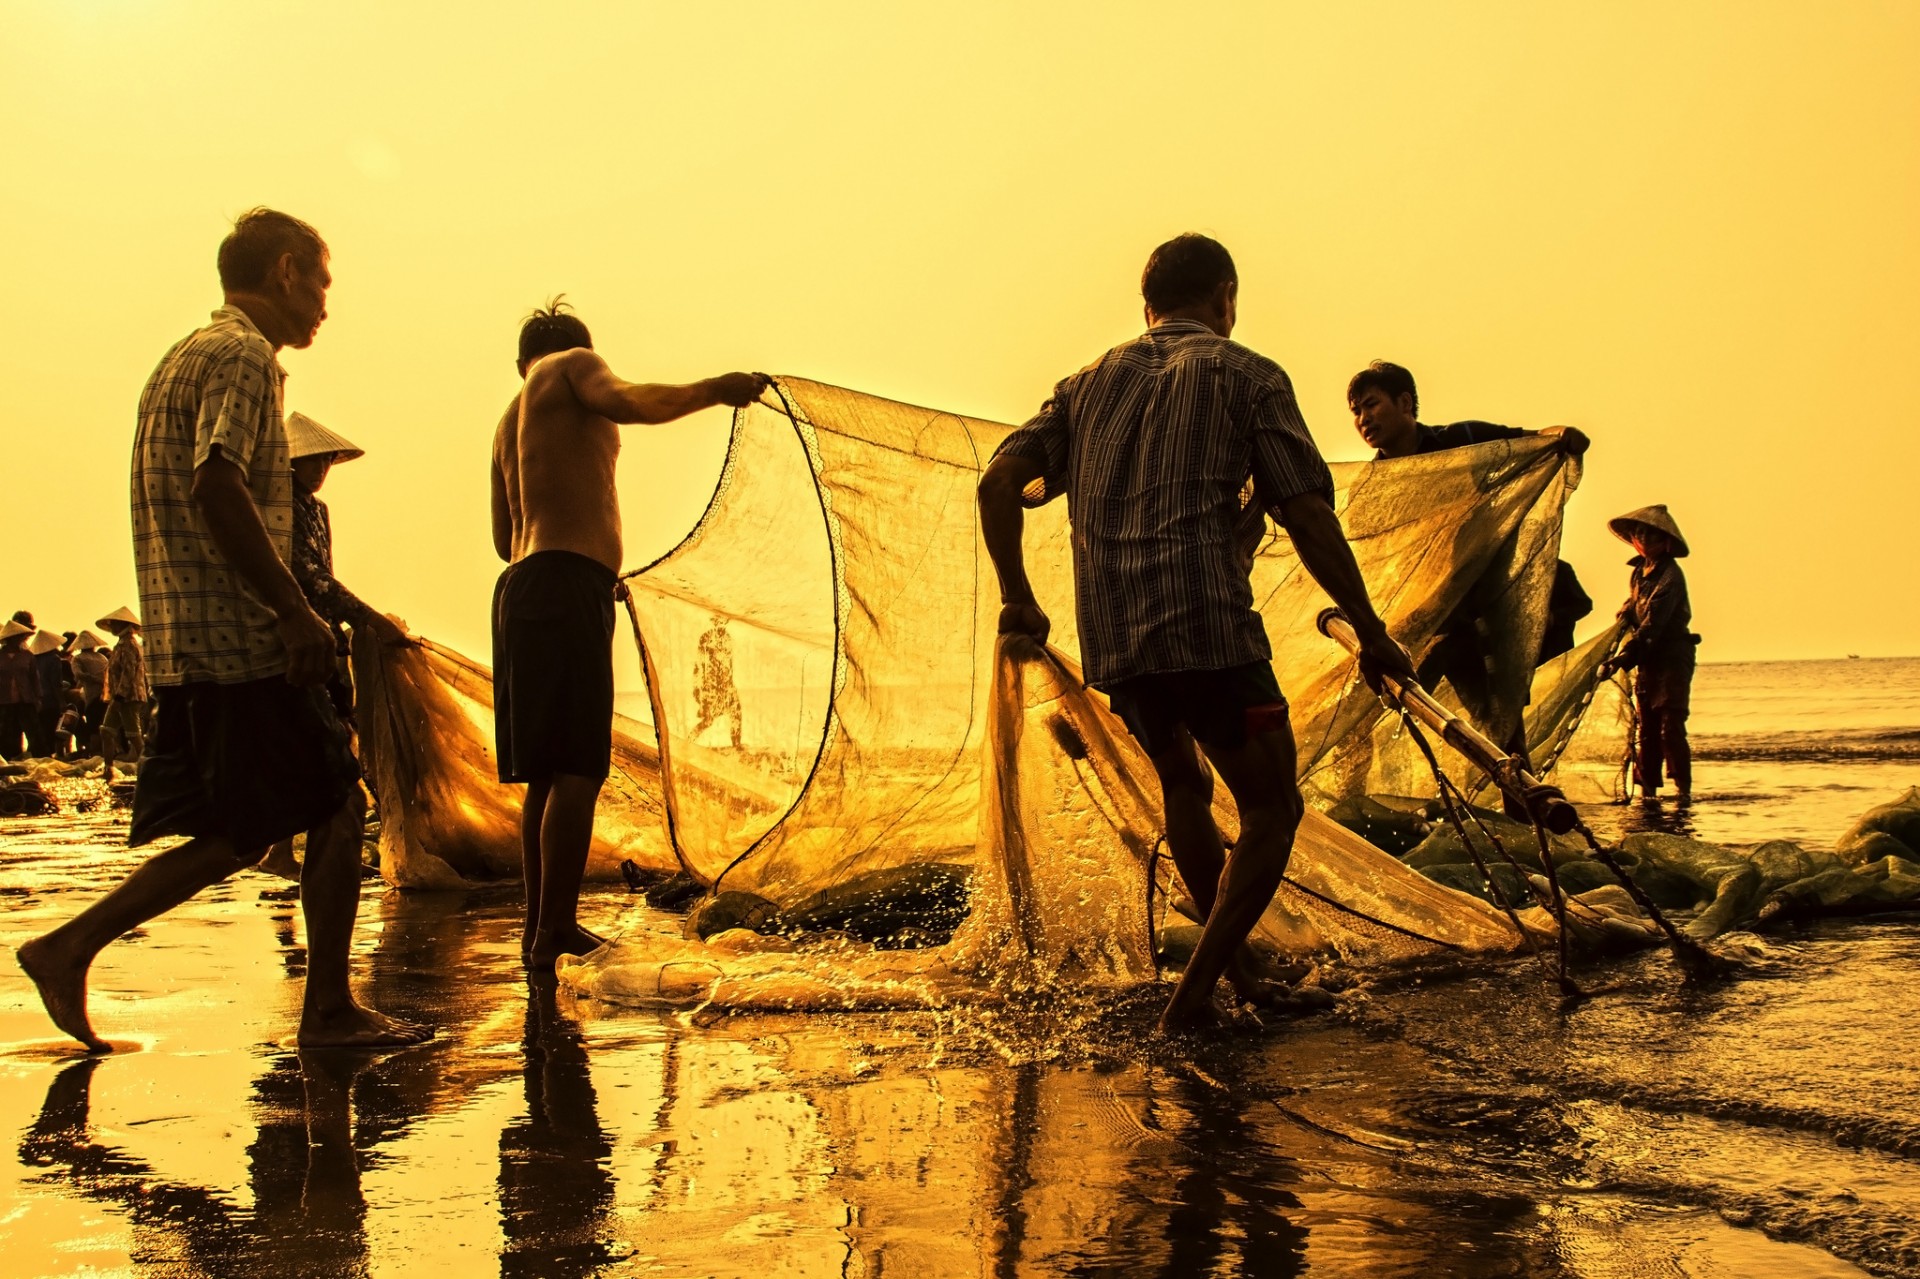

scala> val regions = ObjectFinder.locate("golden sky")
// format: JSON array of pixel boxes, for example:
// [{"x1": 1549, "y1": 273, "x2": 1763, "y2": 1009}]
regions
[{"x1": 5, "y1": 1, "x2": 1915, "y2": 666}]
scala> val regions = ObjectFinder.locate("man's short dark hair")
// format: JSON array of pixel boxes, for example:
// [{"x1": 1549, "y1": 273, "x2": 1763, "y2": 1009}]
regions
[
  {"x1": 217, "y1": 208, "x2": 327, "y2": 292},
  {"x1": 518, "y1": 296, "x2": 593, "y2": 365},
  {"x1": 1347, "y1": 360, "x2": 1418, "y2": 416},
  {"x1": 1141, "y1": 234, "x2": 1237, "y2": 315}
]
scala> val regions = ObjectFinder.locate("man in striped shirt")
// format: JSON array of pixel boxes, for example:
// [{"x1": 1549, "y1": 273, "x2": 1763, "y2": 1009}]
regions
[{"x1": 979, "y1": 235, "x2": 1412, "y2": 1033}]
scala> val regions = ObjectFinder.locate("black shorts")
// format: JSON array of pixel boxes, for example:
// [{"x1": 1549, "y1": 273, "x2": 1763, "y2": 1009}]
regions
[
  {"x1": 493, "y1": 550, "x2": 617, "y2": 784},
  {"x1": 1105, "y1": 661, "x2": 1290, "y2": 759},
  {"x1": 128, "y1": 677, "x2": 361, "y2": 852}
]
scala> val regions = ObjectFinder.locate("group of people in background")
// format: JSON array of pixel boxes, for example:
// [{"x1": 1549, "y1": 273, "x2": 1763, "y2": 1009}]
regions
[{"x1": 0, "y1": 607, "x2": 147, "y2": 771}]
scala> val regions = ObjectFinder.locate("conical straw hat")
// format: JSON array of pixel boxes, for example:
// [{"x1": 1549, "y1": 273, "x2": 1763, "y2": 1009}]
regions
[
  {"x1": 28, "y1": 629, "x2": 62, "y2": 656},
  {"x1": 96, "y1": 605, "x2": 141, "y2": 631},
  {"x1": 286, "y1": 412, "x2": 364, "y2": 464},
  {"x1": 75, "y1": 629, "x2": 107, "y2": 651},
  {"x1": 0, "y1": 619, "x2": 32, "y2": 642},
  {"x1": 1608, "y1": 503, "x2": 1690, "y2": 558}
]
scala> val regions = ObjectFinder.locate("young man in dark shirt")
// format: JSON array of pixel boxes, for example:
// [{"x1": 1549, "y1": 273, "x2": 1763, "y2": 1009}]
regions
[
  {"x1": 1348, "y1": 360, "x2": 1588, "y2": 460},
  {"x1": 1345, "y1": 361, "x2": 1593, "y2": 803}
]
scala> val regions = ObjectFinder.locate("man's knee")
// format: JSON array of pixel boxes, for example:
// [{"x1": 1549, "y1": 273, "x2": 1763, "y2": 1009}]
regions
[{"x1": 1241, "y1": 784, "x2": 1305, "y2": 840}]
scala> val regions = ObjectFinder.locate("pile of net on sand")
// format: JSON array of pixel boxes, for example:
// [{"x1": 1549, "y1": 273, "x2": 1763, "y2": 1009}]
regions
[
  {"x1": 353, "y1": 638, "x2": 676, "y2": 888},
  {"x1": 357, "y1": 376, "x2": 1726, "y2": 1009},
  {"x1": 1382, "y1": 786, "x2": 1920, "y2": 953}
]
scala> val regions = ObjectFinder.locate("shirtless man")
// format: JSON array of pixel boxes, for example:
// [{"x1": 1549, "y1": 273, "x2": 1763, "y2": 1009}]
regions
[{"x1": 490, "y1": 300, "x2": 767, "y2": 971}]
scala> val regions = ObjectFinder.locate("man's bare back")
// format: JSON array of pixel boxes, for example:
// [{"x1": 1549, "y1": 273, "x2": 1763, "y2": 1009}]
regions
[{"x1": 491, "y1": 348, "x2": 769, "y2": 573}]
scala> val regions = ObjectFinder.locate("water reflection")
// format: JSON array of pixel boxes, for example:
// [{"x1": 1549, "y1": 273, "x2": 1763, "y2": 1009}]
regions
[
  {"x1": 499, "y1": 980, "x2": 623, "y2": 1276},
  {"x1": 3, "y1": 812, "x2": 1905, "y2": 1278},
  {"x1": 19, "y1": 1052, "x2": 376, "y2": 1278}
]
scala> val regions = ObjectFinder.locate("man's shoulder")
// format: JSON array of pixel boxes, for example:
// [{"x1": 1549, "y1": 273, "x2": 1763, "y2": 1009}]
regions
[
  {"x1": 1176, "y1": 332, "x2": 1289, "y2": 388},
  {"x1": 1420, "y1": 420, "x2": 1527, "y2": 451},
  {"x1": 170, "y1": 314, "x2": 276, "y2": 369}
]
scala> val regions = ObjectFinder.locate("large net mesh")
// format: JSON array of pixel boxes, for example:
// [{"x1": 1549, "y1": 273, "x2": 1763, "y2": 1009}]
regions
[{"x1": 358, "y1": 376, "x2": 1621, "y2": 1007}]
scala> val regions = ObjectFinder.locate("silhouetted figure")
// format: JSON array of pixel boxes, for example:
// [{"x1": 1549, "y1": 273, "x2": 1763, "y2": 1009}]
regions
[
  {"x1": 0, "y1": 620, "x2": 34, "y2": 760},
  {"x1": 979, "y1": 235, "x2": 1413, "y2": 1033},
  {"x1": 693, "y1": 614, "x2": 744, "y2": 748},
  {"x1": 15, "y1": 208, "x2": 424, "y2": 1052},
  {"x1": 1600, "y1": 504, "x2": 1698, "y2": 801},
  {"x1": 489, "y1": 297, "x2": 766, "y2": 971}
]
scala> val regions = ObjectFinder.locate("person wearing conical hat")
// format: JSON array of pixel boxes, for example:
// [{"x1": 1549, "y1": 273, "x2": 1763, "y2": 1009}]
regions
[
  {"x1": 0, "y1": 619, "x2": 36, "y2": 761},
  {"x1": 96, "y1": 608, "x2": 151, "y2": 780},
  {"x1": 286, "y1": 411, "x2": 401, "y2": 651},
  {"x1": 26, "y1": 630, "x2": 73, "y2": 758},
  {"x1": 70, "y1": 630, "x2": 110, "y2": 753},
  {"x1": 15, "y1": 209, "x2": 425, "y2": 1054},
  {"x1": 258, "y1": 413, "x2": 406, "y2": 882},
  {"x1": 1599, "y1": 504, "x2": 1699, "y2": 801}
]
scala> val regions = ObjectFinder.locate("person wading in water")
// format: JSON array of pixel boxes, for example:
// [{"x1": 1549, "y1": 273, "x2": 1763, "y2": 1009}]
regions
[
  {"x1": 978, "y1": 235, "x2": 1414, "y2": 1034},
  {"x1": 490, "y1": 299, "x2": 766, "y2": 972},
  {"x1": 1600, "y1": 504, "x2": 1699, "y2": 802}
]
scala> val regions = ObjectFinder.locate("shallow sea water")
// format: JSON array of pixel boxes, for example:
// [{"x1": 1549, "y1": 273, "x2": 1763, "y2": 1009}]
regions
[{"x1": 4, "y1": 659, "x2": 1918, "y2": 1277}]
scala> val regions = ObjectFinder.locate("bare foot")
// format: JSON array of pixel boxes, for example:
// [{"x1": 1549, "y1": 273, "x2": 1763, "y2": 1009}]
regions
[
  {"x1": 1229, "y1": 975, "x2": 1336, "y2": 1016},
  {"x1": 17, "y1": 937, "x2": 108, "y2": 1053},
  {"x1": 298, "y1": 1001, "x2": 433, "y2": 1049},
  {"x1": 526, "y1": 924, "x2": 609, "y2": 972}
]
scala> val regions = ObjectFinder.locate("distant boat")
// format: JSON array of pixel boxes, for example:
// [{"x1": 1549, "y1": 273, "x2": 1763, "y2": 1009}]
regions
[{"x1": 1848, "y1": 653, "x2": 1862, "y2": 659}]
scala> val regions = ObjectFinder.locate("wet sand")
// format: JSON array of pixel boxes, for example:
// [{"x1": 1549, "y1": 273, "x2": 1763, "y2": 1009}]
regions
[{"x1": 5, "y1": 784, "x2": 1916, "y2": 1277}]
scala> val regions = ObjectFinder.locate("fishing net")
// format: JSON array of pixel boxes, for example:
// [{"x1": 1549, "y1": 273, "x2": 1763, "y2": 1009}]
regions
[
  {"x1": 353, "y1": 637, "x2": 675, "y2": 888},
  {"x1": 358, "y1": 375, "x2": 1621, "y2": 1006}
]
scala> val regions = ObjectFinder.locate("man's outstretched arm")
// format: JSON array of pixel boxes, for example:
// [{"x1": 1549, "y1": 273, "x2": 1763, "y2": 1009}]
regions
[
  {"x1": 1274, "y1": 491, "x2": 1415, "y2": 691},
  {"x1": 976, "y1": 451, "x2": 1050, "y2": 643},
  {"x1": 557, "y1": 350, "x2": 768, "y2": 424}
]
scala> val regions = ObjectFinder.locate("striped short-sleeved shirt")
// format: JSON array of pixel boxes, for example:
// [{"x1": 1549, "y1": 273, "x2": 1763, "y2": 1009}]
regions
[
  {"x1": 131, "y1": 306, "x2": 294, "y2": 685},
  {"x1": 996, "y1": 320, "x2": 1334, "y2": 688}
]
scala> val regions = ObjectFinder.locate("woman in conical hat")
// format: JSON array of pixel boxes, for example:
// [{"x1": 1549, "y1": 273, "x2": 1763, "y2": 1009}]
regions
[
  {"x1": 283, "y1": 411, "x2": 400, "y2": 648},
  {"x1": 261, "y1": 412, "x2": 401, "y2": 880},
  {"x1": 96, "y1": 605, "x2": 141, "y2": 632},
  {"x1": 1607, "y1": 504, "x2": 1690, "y2": 559},
  {"x1": 74, "y1": 629, "x2": 107, "y2": 651},
  {"x1": 1600, "y1": 504, "x2": 1698, "y2": 801}
]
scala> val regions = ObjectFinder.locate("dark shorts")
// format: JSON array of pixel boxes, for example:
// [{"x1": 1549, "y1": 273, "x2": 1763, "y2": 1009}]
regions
[
  {"x1": 493, "y1": 550, "x2": 617, "y2": 784},
  {"x1": 129, "y1": 677, "x2": 361, "y2": 852},
  {"x1": 1104, "y1": 661, "x2": 1290, "y2": 759}
]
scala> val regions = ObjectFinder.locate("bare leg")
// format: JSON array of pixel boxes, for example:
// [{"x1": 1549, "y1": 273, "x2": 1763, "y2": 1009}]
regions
[
  {"x1": 527, "y1": 773, "x2": 607, "y2": 972},
  {"x1": 520, "y1": 779, "x2": 551, "y2": 962},
  {"x1": 1154, "y1": 732, "x2": 1300, "y2": 1007},
  {"x1": 1158, "y1": 726, "x2": 1305, "y2": 1034},
  {"x1": 99, "y1": 729, "x2": 117, "y2": 782},
  {"x1": 16, "y1": 834, "x2": 268, "y2": 1051},
  {"x1": 297, "y1": 791, "x2": 427, "y2": 1047}
]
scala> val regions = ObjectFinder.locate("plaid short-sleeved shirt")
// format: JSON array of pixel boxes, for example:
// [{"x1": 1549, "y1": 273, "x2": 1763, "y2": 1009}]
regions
[
  {"x1": 996, "y1": 320, "x2": 1334, "y2": 687},
  {"x1": 131, "y1": 306, "x2": 294, "y2": 685}
]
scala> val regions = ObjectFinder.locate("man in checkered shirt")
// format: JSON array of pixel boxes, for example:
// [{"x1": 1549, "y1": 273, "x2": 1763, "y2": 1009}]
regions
[
  {"x1": 17, "y1": 209, "x2": 426, "y2": 1053},
  {"x1": 979, "y1": 234, "x2": 1413, "y2": 1034}
]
